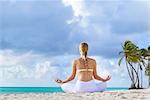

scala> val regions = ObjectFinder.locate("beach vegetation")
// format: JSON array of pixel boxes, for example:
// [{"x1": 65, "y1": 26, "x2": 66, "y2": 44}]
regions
[{"x1": 118, "y1": 40, "x2": 150, "y2": 89}]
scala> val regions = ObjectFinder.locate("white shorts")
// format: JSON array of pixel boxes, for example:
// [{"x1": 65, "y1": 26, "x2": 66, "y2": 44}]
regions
[{"x1": 61, "y1": 80, "x2": 107, "y2": 93}]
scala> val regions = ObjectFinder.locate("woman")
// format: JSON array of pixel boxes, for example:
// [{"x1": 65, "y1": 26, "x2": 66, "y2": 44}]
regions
[{"x1": 55, "y1": 42, "x2": 111, "y2": 93}]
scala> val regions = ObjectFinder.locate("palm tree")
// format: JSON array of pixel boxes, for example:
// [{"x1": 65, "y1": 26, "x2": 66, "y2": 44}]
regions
[
  {"x1": 119, "y1": 40, "x2": 140, "y2": 89},
  {"x1": 146, "y1": 61, "x2": 150, "y2": 87},
  {"x1": 137, "y1": 48, "x2": 149, "y2": 88},
  {"x1": 145, "y1": 46, "x2": 150, "y2": 87},
  {"x1": 118, "y1": 40, "x2": 149, "y2": 89}
]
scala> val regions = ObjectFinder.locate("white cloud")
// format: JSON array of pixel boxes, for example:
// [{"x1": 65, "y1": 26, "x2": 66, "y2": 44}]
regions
[
  {"x1": 0, "y1": 49, "x2": 76, "y2": 86},
  {"x1": 34, "y1": 62, "x2": 50, "y2": 79},
  {"x1": 62, "y1": 0, "x2": 90, "y2": 27},
  {"x1": 62, "y1": 0, "x2": 90, "y2": 17},
  {"x1": 63, "y1": 0, "x2": 149, "y2": 37},
  {"x1": 0, "y1": 50, "x2": 37, "y2": 66}
]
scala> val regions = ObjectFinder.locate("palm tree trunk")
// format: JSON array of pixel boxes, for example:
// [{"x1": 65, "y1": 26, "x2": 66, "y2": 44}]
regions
[
  {"x1": 129, "y1": 62, "x2": 140, "y2": 88},
  {"x1": 149, "y1": 76, "x2": 150, "y2": 88},
  {"x1": 125, "y1": 61, "x2": 135, "y2": 88},
  {"x1": 131, "y1": 68, "x2": 134, "y2": 83},
  {"x1": 141, "y1": 69, "x2": 143, "y2": 88},
  {"x1": 131, "y1": 68, "x2": 136, "y2": 88}
]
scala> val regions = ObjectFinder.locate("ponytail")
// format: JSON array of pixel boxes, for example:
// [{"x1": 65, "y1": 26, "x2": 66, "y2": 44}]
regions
[
  {"x1": 79, "y1": 42, "x2": 88, "y2": 61},
  {"x1": 84, "y1": 51, "x2": 87, "y2": 60}
]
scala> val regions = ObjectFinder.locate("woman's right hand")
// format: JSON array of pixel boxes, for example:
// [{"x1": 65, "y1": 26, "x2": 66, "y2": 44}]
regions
[{"x1": 55, "y1": 79, "x2": 63, "y2": 84}]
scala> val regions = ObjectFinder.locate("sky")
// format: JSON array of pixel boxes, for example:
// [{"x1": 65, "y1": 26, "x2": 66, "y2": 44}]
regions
[{"x1": 0, "y1": 0, "x2": 150, "y2": 87}]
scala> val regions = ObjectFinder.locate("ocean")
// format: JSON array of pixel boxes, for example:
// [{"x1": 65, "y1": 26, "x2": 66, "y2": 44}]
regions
[{"x1": 0, "y1": 87, "x2": 128, "y2": 93}]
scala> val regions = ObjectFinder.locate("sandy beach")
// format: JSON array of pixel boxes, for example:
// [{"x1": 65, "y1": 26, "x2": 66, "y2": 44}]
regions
[{"x1": 0, "y1": 89, "x2": 150, "y2": 100}]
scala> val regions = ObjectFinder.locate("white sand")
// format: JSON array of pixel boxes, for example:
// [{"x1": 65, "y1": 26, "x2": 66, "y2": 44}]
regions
[{"x1": 0, "y1": 89, "x2": 150, "y2": 100}]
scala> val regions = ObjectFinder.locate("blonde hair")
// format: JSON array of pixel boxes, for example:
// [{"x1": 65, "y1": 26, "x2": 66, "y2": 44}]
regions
[{"x1": 79, "y1": 42, "x2": 88, "y2": 58}]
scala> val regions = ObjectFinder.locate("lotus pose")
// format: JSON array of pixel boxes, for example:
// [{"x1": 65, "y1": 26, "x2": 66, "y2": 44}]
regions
[{"x1": 55, "y1": 42, "x2": 111, "y2": 93}]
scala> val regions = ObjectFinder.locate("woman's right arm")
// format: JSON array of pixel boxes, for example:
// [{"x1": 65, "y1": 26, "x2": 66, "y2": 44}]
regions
[
  {"x1": 55, "y1": 60, "x2": 77, "y2": 84},
  {"x1": 61, "y1": 60, "x2": 77, "y2": 83}
]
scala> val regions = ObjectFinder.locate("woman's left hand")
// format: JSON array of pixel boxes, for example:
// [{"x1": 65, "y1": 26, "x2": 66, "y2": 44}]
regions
[{"x1": 55, "y1": 79, "x2": 64, "y2": 84}]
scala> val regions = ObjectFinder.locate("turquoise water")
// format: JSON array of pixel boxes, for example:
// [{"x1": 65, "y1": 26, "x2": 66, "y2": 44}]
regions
[{"x1": 0, "y1": 87, "x2": 128, "y2": 93}]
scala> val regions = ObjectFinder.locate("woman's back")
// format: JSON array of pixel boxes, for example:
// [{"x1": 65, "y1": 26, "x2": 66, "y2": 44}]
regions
[
  {"x1": 76, "y1": 57, "x2": 95, "y2": 82},
  {"x1": 55, "y1": 42, "x2": 110, "y2": 93}
]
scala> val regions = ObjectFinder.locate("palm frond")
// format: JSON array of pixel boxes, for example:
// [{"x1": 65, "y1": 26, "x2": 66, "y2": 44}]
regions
[{"x1": 118, "y1": 56, "x2": 124, "y2": 66}]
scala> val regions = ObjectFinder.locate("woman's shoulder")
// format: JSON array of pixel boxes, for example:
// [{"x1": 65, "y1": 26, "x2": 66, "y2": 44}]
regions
[
  {"x1": 87, "y1": 57, "x2": 96, "y2": 62},
  {"x1": 75, "y1": 57, "x2": 96, "y2": 62},
  {"x1": 74, "y1": 57, "x2": 80, "y2": 62}
]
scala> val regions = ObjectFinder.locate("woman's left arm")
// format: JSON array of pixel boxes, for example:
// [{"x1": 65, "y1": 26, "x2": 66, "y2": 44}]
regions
[
  {"x1": 61, "y1": 60, "x2": 77, "y2": 83},
  {"x1": 93, "y1": 60, "x2": 111, "y2": 82}
]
